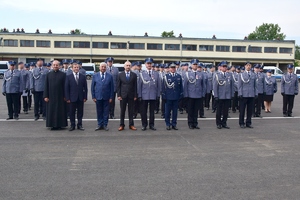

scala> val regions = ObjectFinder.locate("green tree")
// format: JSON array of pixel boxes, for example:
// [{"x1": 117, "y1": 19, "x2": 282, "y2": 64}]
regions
[
  {"x1": 248, "y1": 23, "x2": 286, "y2": 40},
  {"x1": 161, "y1": 30, "x2": 175, "y2": 37},
  {"x1": 70, "y1": 29, "x2": 85, "y2": 34},
  {"x1": 295, "y1": 45, "x2": 300, "y2": 60}
]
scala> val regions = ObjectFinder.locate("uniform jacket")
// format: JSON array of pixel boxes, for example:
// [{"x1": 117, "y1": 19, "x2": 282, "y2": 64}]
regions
[
  {"x1": 30, "y1": 67, "x2": 49, "y2": 92},
  {"x1": 205, "y1": 71, "x2": 213, "y2": 93},
  {"x1": 138, "y1": 70, "x2": 161, "y2": 100},
  {"x1": 65, "y1": 72, "x2": 88, "y2": 102},
  {"x1": 79, "y1": 67, "x2": 86, "y2": 76},
  {"x1": 232, "y1": 72, "x2": 239, "y2": 92},
  {"x1": 281, "y1": 73, "x2": 299, "y2": 95},
  {"x1": 91, "y1": 72, "x2": 114, "y2": 100},
  {"x1": 213, "y1": 71, "x2": 235, "y2": 99},
  {"x1": 60, "y1": 68, "x2": 73, "y2": 75},
  {"x1": 238, "y1": 70, "x2": 258, "y2": 98},
  {"x1": 162, "y1": 73, "x2": 183, "y2": 100},
  {"x1": 265, "y1": 76, "x2": 277, "y2": 95},
  {"x1": 106, "y1": 66, "x2": 119, "y2": 93},
  {"x1": 254, "y1": 72, "x2": 266, "y2": 94},
  {"x1": 117, "y1": 71, "x2": 137, "y2": 99},
  {"x1": 183, "y1": 70, "x2": 206, "y2": 98},
  {"x1": 2, "y1": 69, "x2": 23, "y2": 93},
  {"x1": 20, "y1": 69, "x2": 30, "y2": 91}
]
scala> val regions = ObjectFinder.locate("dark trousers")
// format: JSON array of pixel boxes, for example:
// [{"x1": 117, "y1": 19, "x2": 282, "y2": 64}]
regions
[
  {"x1": 188, "y1": 98, "x2": 201, "y2": 127},
  {"x1": 212, "y1": 95, "x2": 217, "y2": 111},
  {"x1": 161, "y1": 98, "x2": 166, "y2": 116},
  {"x1": 134, "y1": 99, "x2": 140, "y2": 116},
  {"x1": 34, "y1": 91, "x2": 45, "y2": 118},
  {"x1": 254, "y1": 93, "x2": 264, "y2": 115},
  {"x1": 179, "y1": 97, "x2": 188, "y2": 112},
  {"x1": 165, "y1": 99, "x2": 179, "y2": 127},
  {"x1": 6, "y1": 93, "x2": 19, "y2": 118},
  {"x1": 283, "y1": 95, "x2": 295, "y2": 115},
  {"x1": 232, "y1": 92, "x2": 239, "y2": 112},
  {"x1": 216, "y1": 99, "x2": 230, "y2": 126},
  {"x1": 96, "y1": 99, "x2": 109, "y2": 127},
  {"x1": 155, "y1": 97, "x2": 160, "y2": 112},
  {"x1": 198, "y1": 98, "x2": 204, "y2": 117},
  {"x1": 205, "y1": 92, "x2": 212, "y2": 108},
  {"x1": 28, "y1": 94, "x2": 32, "y2": 109},
  {"x1": 69, "y1": 100, "x2": 84, "y2": 127},
  {"x1": 120, "y1": 97, "x2": 135, "y2": 127},
  {"x1": 239, "y1": 97, "x2": 254, "y2": 126},
  {"x1": 141, "y1": 100, "x2": 156, "y2": 127},
  {"x1": 22, "y1": 96, "x2": 29, "y2": 112},
  {"x1": 109, "y1": 92, "x2": 116, "y2": 117}
]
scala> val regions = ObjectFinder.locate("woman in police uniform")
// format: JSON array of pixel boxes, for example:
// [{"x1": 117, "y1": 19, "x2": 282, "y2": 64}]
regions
[{"x1": 264, "y1": 70, "x2": 277, "y2": 113}]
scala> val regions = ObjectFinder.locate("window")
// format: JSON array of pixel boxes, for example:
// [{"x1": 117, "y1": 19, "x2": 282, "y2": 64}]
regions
[
  {"x1": 36, "y1": 40, "x2": 50, "y2": 47},
  {"x1": 92, "y1": 42, "x2": 109, "y2": 49},
  {"x1": 182, "y1": 44, "x2": 197, "y2": 51},
  {"x1": 4, "y1": 39, "x2": 18, "y2": 47},
  {"x1": 129, "y1": 43, "x2": 145, "y2": 49},
  {"x1": 216, "y1": 45, "x2": 230, "y2": 52},
  {"x1": 199, "y1": 45, "x2": 214, "y2": 51},
  {"x1": 280, "y1": 48, "x2": 292, "y2": 54},
  {"x1": 165, "y1": 44, "x2": 180, "y2": 50},
  {"x1": 20, "y1": 40, "x2": 34, "y2": 47},
  {"x1": 264, "y1": 47, "x2": 277, "y2": 53},
  {"x1": 110, "y1": 42, "x2": 127, "y2": 49},
  {"x1": 73, "y1": 41, "x2": 90, "y2": 48},
  {"x1": 0, "y1": 64, "x2": 8, "y2": 70},
  {"x1": 147, "y1": 43, "x2": 162, "y2": 50},
  {"x1": 54, "y1": 41, "x2": 71, "y2": 48},
  {"x1": 248, "y1": 46, "x2": 262, "y2": 53},
  {"x1": 232, "y1": 46, "x2": 246, "y2": 52}
]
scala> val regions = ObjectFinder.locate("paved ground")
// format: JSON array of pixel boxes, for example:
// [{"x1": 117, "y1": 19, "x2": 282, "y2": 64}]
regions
[{"x1": 1, "y1": 79, "x2": 300, "y2": 200}]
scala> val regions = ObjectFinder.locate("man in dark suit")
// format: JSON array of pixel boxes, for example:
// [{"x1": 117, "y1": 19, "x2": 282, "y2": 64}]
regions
[
  {"x1": 91, "y1": 62, "x2": 114, "y2": 131},
  {"x1": 117, "y1": 61, "x2": 138, "y2": 131},
  {"x1": 65, "y1": 62, "x2": 88, "y2": 131}
]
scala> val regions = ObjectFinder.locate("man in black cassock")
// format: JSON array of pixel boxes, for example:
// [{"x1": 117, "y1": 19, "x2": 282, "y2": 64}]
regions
[{"x1": 43, "y1": 60, "x2": 68, "y2": 130}]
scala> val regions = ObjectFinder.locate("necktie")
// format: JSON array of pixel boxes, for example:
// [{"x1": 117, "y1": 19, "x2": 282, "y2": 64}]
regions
[
  {"x1": 290, "y1": 73, "x2": 291, "y2": 78},
  {"x1": 172, "y1": 73, "x2": 175, "y2": 77},
  {"x1": 149, "y1": 71, "x2": 151, "y2": 77},
  {"x1": 126, "y1": 72, "x2": 130, "y2": 80},
  {"x1": 224, "y1": 73, "x2": 226, "y2": 78},
  {"x1": 101, "y1": 73, "x2": 104, "y2": 80},
  {"x1": 194, "y1": 72, "x2": 196, "y2": 77},
  {"x1": 110, "y1": 67, "x2": 112, "y2": 73},
  {"x1": 248, "y1": 72, "x2": 250, "y2": 77},
  {"x1": 11, "y1": 70, "x2": 13, "y2": 75},
  {"x1": 39, "y1": 67, "x2": 41, "y2": 72},
  {"x1": 75, "y1": 73, "x2": 78, "y2": 84}
]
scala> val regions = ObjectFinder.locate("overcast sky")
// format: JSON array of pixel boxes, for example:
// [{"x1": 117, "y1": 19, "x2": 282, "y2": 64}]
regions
[{"x1": 1, "y1": 0, "x2": 300, "y2": 44}]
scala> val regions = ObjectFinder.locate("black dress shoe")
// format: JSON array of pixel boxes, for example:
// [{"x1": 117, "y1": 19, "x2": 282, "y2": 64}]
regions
[
  {"x1": 103, "y1": 126, "x2": 109, "y2": 131},
  {"x1": 288, "y1": 114, "x2": 293, "y2": 117},
  {"x1": 141, "y1": 127, "x2": 147, "y2": 131},
  {"x1": 166, "y1": 126, "x2": 171, "y2": 130},
  {"x1": 95, "y1": 126, "x2": 103, "y2": 131},
  {"x1": 246, "y1": 125, "x2": 253, "y2": 128},
  {"x1": 50, "y1": 127, "x2": 58, "y2": 130},
  {"x1": 77, "y1": 126, "x2": 85, "y2": 131},
  {"x1": 24, "y1": 111, "x2": 28, "y2": 114},
  {"x1": 194, "y1": 126, "x2": 200, "y2": 129},
  {"x1": 240, "y1": 125, "x2": 246, "y2": 129},
  {"x1": 34, "y1": 117, "x2": 39, "y2": 121},
  {"x1": 212, "y1": 110, "x2": 216, "y2": 113},
  {"x1": 150, "y1": 126, "x2": 156, "y2": 131},
  {"x1": 222, "y1": 125, "x2": 230, "y2": 129},
  {"x1": 189, "y1": 125, "x2": 194, "y2": 129},
  {"x1": 200, "y1": 116, "x2": 206, "y2": 118},
  {"x1": 14, "y1": 117, "x2": 19, "y2": 120},
  {"x1": 161, "y1": 115, "x2": 165, "y2": 119},
  {"x1": 179, "y1": 110, "x2": 183, "y2": 114},
  {"x1": 6, "y1": 117, "x2": 13, "y2": 120},
  {"x1": 172, "y1": 126, "x2": 178, "y2": 130},
  {"x1": 154, "y1": 110, "x2": 159, "y2": 114},
  {"x1": 69, "y1": 127, "x2": 75, "y2": 131},
  {"x1": 217, "y1": 125, "x2": 222, "y2": 129}
]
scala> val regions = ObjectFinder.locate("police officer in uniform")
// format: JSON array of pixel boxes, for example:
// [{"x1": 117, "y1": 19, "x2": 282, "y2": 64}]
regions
[
  {"x1": 184, "y1": 59, "x2": 205, "y2": 129},
  {"x1": 213, "y1": 61, "x2": 234, "y2": 129},
  {"x1": 2, "y1": 61, "x2": 23, "y2": 120},
  {"x1": 238, "y1": 61, "x2": 258, "y2": 128},
  {"x1": 281, "y1": 64, "x2": 298, "y2": 117},
  {"x1": 162, "y1": 63, "x2": 183, "y2": 130},
  {"x1": 253, "y1": 64, "x2": 266, "y2": 117},
  {"x1": 19, "y1": 62, "x2": 30, "y2": 114},
  {"x1": 60, "y1": 59, "x2": 72, "y2": 75},
  {"x1": 178, "y1": 63, "x2": 189, "y2": 114},
  {"x1": 160, "y1": 64, "x2": 169, "y2": 118},
  {"x1": 78, "y1": 61, "x2": 86, "y2": 76},
  {"x1": 133, "y1": 61, "x2": 142, "y2": 119},
  {"x1": 231, "y1": 66, "x2": 240, "y2": 113},
  {"x1": 197, "y1": 63, "x2": 207, "y2": 118},
  {"x1": 139, "y1": 58, "x2": 161, "y2": 131},
  {"x1": 30, "y1": 58, "x2": 49, "y2": 120},
  {"x1": 204, "y1": 65, "x2": 213, "y2": 110},
  {"x1": 106, "y1": 57, "x2": 119, "y2": 119}
]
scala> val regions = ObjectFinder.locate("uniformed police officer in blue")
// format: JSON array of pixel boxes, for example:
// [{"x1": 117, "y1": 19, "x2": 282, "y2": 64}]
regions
[
  {"x1": 139, "y1": 58, "x2": 161, "y2": 131},
  {"x1": 184, "y1": 59, "x2": 205, "y2": 129},
  {"x1": 106, "y1": 57, "x2": 119, "y2": 119},
  {"x1": 160, "y1": 63, "x2": 169, "y2": 119},
  {"x1": 2, "y1": 61, "x2": 23, "y2": 120},
  {"x1": 281, "y1": 64, "x2": 299, "y2": 117},
  {"x1": 178, "y1": 63, "x2": 189, "y2": 114},
  {"x1": 133, "y1": 61, "x2": 142, "y2": 119},
  {"x1": 19, "y1": 62, "x2": 30, "y2": 114},
  {"x1": 238, "y1": 61, "x2": 258, "y2": 128},
  {"x1": 213, "y1": 61, "x2": 234, "y2": 129},
  {"x1": 162, "y1": 63, "x2": 183, "y2": 130},
  {"x1": 197, "y1": 62, "x2": 207, "y2": 118},
  {"x1": 264, "y1": 69, "x2": 277, "y2": 113},
  {"x1": 253, "y1": 64, "x2": 266, "y2": 117},
  {"x1": 30, "y1": 58, "x2": 49, "y2": 120}
]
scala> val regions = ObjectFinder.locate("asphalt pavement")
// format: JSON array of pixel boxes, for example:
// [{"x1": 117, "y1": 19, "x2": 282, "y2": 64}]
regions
[{"x1": 0, "y1": 79, "x2": 300, "y2": 200}]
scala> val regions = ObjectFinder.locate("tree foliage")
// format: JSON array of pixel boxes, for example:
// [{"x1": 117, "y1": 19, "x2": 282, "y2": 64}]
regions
[
  {"x1": 161, "y1": 30, "x2": 175, "y2": 37},
  {"x1": 70, "y1": 29, "x2": 85, "y2": 34},
  {"x1": 248, "y1": 23, "x2": 286, "y2": 40},
  {"x1": 295, "y1": 45, "x2": 300, "y2": 60}
]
